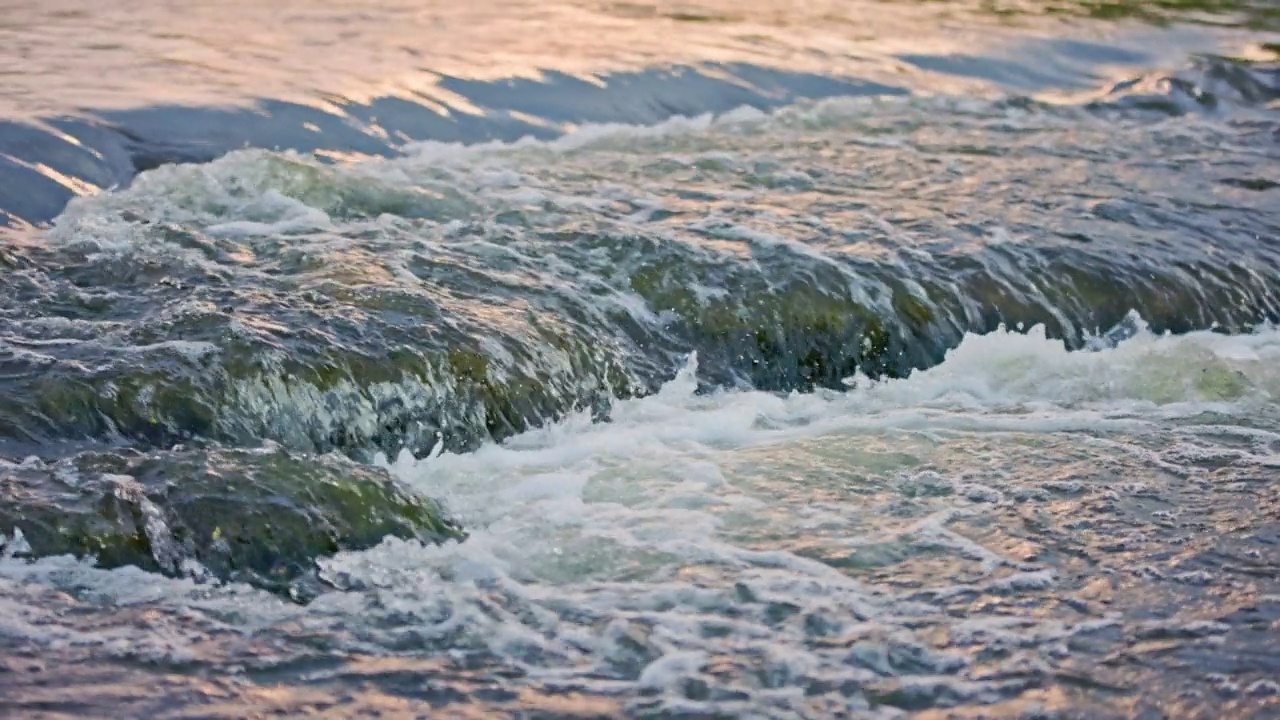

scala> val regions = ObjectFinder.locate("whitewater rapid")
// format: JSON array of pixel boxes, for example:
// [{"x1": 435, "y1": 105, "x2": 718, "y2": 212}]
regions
[{"x1": 4, "y1": 322, "x2": 1280, "y2": 716}]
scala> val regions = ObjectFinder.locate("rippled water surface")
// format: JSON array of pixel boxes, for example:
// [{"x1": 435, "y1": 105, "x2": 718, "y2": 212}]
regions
[{"x1": 2, "y1": 1, "x2": 1279, "y2": 718}]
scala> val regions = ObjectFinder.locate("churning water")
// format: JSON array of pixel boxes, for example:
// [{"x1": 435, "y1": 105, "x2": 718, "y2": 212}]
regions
[{"x1": 1, "y1": 1, "x2": 1279, "y2": 717}]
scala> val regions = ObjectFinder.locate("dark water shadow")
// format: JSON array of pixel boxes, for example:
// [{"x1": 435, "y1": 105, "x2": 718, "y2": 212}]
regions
[{"x1": 0, "y1": 63, "x2": 906, "y2": 228}]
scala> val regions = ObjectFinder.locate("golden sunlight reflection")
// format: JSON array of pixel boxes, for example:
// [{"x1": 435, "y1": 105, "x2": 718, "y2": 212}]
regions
[{"x1": 0, "y1": 0, "x2": 1208, "y2": 118}]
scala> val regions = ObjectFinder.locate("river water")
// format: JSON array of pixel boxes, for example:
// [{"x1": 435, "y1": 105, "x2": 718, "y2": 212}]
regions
[{"x1": 1, "y1": 1, "x2": 1279, "y2": 718}]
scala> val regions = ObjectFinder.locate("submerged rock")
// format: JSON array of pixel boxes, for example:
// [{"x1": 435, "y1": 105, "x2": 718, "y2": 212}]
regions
[
  {"x1": 0, "y1": 445, "x2": 464, "y2": 601},
  {"x1": 0, "y1": 229, "x2": 639, "y2": 459},
  {"x1": 6, "y1": 89, "x2": 1280, "y2": 460}
]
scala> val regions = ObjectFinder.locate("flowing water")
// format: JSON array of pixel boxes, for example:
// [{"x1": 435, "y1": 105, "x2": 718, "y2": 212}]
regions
[{"x1": 2, "y1": 1, "x2": 1279, "y2": 718}]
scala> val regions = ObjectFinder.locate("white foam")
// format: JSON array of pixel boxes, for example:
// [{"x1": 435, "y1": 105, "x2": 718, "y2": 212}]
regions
[{"x1": 5, "y1": 315, "x2": 1278, "y2": 710}]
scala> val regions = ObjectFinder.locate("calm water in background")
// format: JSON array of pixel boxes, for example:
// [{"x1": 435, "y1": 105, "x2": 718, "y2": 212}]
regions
[{"x1": 2, "y1": 1, "x2": 1280, "y2": 717}]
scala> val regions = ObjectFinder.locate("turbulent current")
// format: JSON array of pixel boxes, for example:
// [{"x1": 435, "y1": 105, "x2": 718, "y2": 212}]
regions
[{"x1": 2, "y1": 1, "x2": 1280, "y2": 717}]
